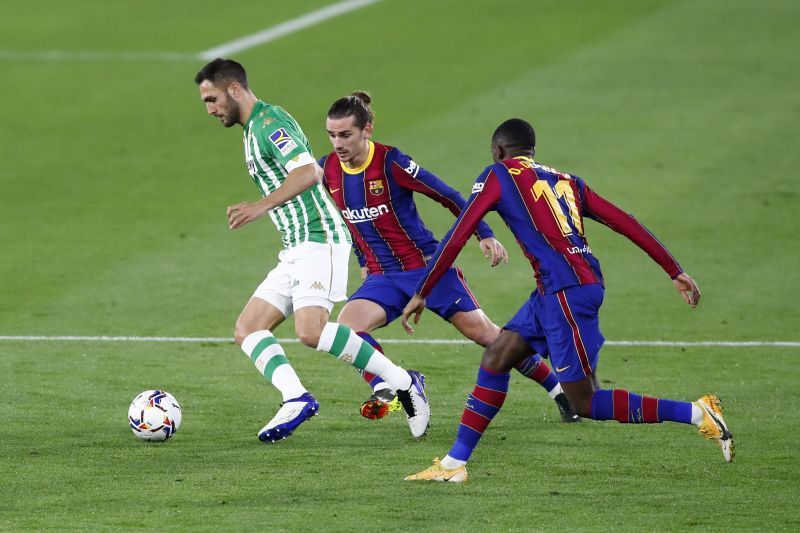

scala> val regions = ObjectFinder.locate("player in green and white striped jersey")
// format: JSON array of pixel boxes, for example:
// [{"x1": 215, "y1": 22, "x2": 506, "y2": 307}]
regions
[{"x1": 195, "y1": 58, "x2": 429, "y2": 443}]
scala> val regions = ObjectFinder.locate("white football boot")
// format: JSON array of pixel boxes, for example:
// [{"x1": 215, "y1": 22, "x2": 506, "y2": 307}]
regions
[
  {"x1": 258, "y1": 392, "x2": 319, "y2": 443},
  {"x1": 395, "y1": 370, "x2": 430, "y2": 438}
]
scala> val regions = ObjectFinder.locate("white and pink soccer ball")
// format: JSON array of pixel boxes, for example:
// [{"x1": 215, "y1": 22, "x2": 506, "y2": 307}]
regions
[{"x1": 128, "y1": 390, "x2": 182, "y2": 442}]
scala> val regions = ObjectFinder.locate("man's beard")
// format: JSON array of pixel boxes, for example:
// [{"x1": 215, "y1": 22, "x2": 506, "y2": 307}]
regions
[{"x1": 223, "y1": 103, "x2": 240, "y2": 127}]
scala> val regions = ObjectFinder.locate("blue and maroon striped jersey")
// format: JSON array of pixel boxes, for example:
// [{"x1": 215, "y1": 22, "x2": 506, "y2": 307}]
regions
[
  {"x1": 417, "y1": 156, "x2": 683, "y2": 296},
  {"x1": 320, "y1": 141, "x2": 494, "y2": 274}
]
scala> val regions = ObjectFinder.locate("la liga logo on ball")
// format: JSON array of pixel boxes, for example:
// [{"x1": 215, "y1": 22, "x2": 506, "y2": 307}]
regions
[{"x1": 128, "y1": 390, "x2": 182, "y2": 442}]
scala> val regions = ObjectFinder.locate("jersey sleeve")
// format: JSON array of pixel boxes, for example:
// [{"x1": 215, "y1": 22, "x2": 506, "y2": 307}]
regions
[
  {"x1": 261, "y1": 120, "x2": 315, "y2": 172},
  {"x1": 318, "y1": 155, "x2": 329, "y2": 187},
  {"x1": 577, "y1": 178, "x2": 683, "y2": 278},
  {"x1": 389, "y1": 148, "x2": 494, "y2": 240},
  {"x1": 416, "y1": 167, "x2": 503, "y2": 297}
]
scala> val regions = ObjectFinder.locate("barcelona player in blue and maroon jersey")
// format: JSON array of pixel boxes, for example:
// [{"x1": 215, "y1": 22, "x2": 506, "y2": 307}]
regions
[
  {"x1": 321, "y1": 93, "x2": 578, "y2": 423},
  {"x1": 403, "y1": 118, "x2": 734, "y2": 483}
]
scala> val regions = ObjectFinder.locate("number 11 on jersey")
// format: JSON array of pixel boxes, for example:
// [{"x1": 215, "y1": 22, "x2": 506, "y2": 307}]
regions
[{"x1": 531, "y1": 179, "x2": 584, "y2": 237}]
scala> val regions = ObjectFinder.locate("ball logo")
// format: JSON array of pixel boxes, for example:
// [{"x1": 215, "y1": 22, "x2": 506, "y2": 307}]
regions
[{"x1": 269, "y1": 128, "x2": 298, "y2": 156}]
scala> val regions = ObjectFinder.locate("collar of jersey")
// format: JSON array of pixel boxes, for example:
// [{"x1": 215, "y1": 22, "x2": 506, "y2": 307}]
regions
[
  {"x1": 341, "y1": 141, "x2": 375, "y2": 175},
  {"x1": 245, "y1": 100, "x2": 267, "y2": 127}
]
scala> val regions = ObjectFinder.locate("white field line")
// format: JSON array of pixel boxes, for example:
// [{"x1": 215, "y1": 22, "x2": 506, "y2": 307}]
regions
[
  {"x1": 198, "y1": 0, "x2": 383, "y2": 60},
  {"x1": 0, "y1": 0, "x2": 383, "y2": 62},
  {"x1": 0, "y1": 50, "x2": 198, "y2": 62},
  {"x1": 0, "y1": 336, "x2": 797, "y2": 348}
]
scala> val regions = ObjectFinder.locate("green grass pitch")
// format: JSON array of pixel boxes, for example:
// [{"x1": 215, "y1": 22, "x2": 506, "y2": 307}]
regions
[{"x1": 1, "y1": 0, "x2": 799, "y2": 530}]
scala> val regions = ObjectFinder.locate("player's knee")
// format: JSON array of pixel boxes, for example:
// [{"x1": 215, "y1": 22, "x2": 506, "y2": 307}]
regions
[
  {"x1": 480, "y1": 329, "x2": 528, "y2": 373},
  {"x1": 296, "y1": 326, "x2": 323, "y2": 348},
  {"x1": 480, "y1": 344, "x2": 509, "y2": 373},
  {"x1": 233, "y1": 321, "x2": 250, "y2": 347},
  {"x1": 454, "y1": 313, "x2": 500, "y2": 348},
  {"x1": 336, "y1": 316, "x2": 366, "y2": 332},
  {"x1": 470, "y1": 326, "x2": 501, "y2": 348}
]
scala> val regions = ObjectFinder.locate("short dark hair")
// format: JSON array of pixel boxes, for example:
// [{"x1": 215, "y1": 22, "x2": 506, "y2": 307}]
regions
[
  {"x1": 492, "y1": 118, "x2": 536, "y2": 151},
  {"x1": 327, "y1": 91, "x2": 374, "y2": 128},
  {"x1": 194, "y1": 58, "x2": 249, "y2": 89}
]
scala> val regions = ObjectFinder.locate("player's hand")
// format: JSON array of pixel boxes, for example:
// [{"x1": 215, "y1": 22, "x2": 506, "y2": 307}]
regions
[
  {"x1": 673, "y1": 272, "x2": 701, "y2": 308},
  {"x1": 227, "y1": 200, "x2": 269, "y2": 230},
  {"x1": 479, "y1": 237, "x2": 509, "y2": 267},
  {"x1": 401, "y1": 294, "x2": 427, "y2": 335},
  {"x1": 360, "y1": 266, "x2": 369, "y2": 280}
]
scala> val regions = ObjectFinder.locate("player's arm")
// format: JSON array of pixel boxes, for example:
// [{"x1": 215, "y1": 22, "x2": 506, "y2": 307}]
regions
[
  {"x1": 390, "y1": 149, "x2": 506, "y2": 265},
  {"x1": 401, "y1": 169, "x2": 502, "y2": 333},
  {"x1": 228, "y1": 124, "x2": 320, "y2": 230},
  {"x1": 227, "y1": 162, "x2": 321, "y2": 229},
  {"x1": 580, "y1": 180, "x2": 700, "y2": 307}
]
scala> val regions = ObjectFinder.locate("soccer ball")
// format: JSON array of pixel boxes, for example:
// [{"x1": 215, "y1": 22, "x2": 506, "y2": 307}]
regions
[{"x1": 128, "y1": 390, "x2": 182, "y2": 442}]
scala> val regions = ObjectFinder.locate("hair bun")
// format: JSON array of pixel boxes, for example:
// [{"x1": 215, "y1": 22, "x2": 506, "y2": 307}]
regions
[{"x1": 351, "y1": 91, "x2": 372, "y2": 105}]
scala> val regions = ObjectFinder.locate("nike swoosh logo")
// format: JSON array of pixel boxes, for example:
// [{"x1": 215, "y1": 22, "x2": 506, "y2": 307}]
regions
[
  {"x1": 556, "y1": 365, "x2": 571, "y2": 372},
  {"x1": 442, "y1": 470, "x2": 462, "y2": 481},
  {"x1": 330, "y1": 188, "x2": 340, "y2": 193},
  {"x1": 702, "y1": 404, "x2": 732, "y2": 439}
]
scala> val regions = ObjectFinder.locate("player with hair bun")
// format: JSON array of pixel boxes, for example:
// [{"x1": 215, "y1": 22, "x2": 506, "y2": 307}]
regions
[{"x1": 320, "y1": 92, "x2": 578, "y2": 422}]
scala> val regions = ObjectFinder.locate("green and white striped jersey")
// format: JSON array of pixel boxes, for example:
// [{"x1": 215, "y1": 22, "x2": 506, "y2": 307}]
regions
[{"x1": 242, "y1": 101, "x2": 350, "y2": 248}]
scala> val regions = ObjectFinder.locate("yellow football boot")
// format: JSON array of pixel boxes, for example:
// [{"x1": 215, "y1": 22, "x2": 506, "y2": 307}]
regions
[
  {"x1": 695, "y1": 394, "x2": 734, "y2": 462},
  {"x1": 404, "y1": 458, "x2": 468, "y2": 483}
]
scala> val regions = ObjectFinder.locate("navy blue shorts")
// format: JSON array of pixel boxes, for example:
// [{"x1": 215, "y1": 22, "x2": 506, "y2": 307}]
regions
[
  {"x1": 350, "y1": 267, "x2": 480, "y2": 324},
  {"x1": 504, "y1": 284, "x2": 605, "y2": 383}
]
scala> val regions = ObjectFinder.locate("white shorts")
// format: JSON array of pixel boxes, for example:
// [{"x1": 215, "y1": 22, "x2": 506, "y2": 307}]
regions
[{"x1": 252, "y1": 241, "x2": 351, "y2": 317}]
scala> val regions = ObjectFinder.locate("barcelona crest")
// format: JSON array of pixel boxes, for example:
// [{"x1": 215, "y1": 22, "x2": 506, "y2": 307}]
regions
[{"x1": 368, "y1": 179, "x2": 384, "y2": 196}]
